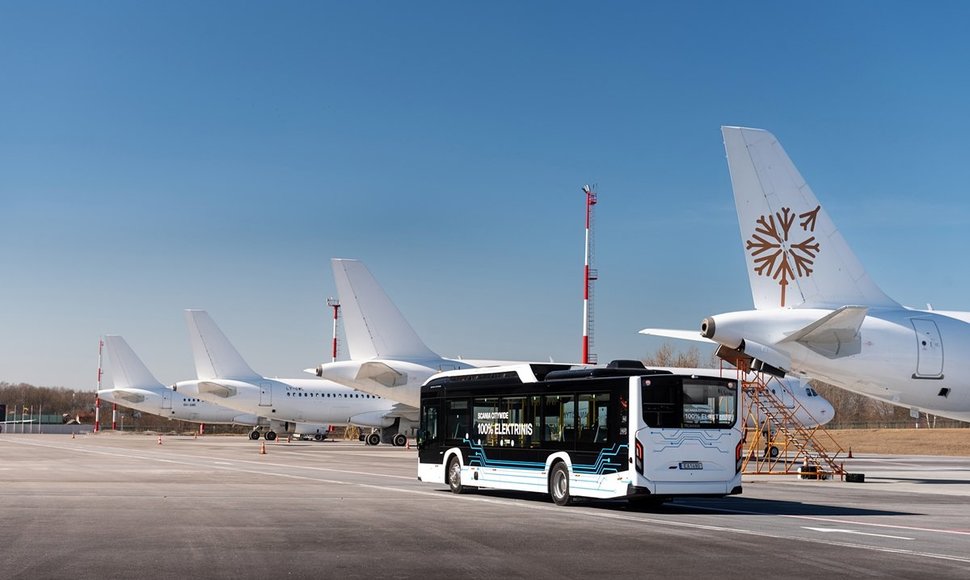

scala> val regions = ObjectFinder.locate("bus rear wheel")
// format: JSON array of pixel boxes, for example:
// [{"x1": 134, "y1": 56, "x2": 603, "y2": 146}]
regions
[
  {"x1": 549, "y1": 462, "x2": 572, "y2": 506},
  {"x1": 447, "y1": 457, "x2": 466, "y2": 494}
]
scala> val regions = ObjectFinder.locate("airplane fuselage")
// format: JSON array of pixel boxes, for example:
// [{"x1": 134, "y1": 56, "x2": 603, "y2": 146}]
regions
[
  {"x1": 704, "y1": 307, "x2": 970, "y2": 421},
  {"x1": 98, "y1": 386, "x2": 260, "y2": 425},
  {"x1": 175, "y1": 377, "x2": 405, "y2": 428}
]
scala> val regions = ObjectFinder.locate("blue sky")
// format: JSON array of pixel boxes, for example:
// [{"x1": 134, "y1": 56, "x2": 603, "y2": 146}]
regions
[{"x1": 4, "y1": 2, "x2": 970, "y2": 390}]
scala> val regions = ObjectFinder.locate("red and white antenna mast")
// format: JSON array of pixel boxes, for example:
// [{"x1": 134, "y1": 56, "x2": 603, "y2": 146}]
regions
[
  {"x1": 582, "y1": 184, "x2": 598, "y2": 365},
  {"x1": 327, "y1": 297, "x2": 341, "y2": 362},
  {"x1": 95, "y1": 338, "x2": 103, "y2": 433}
]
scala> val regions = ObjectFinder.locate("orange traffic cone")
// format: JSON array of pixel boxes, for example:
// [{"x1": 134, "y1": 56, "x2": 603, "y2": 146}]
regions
[
  {"x1": 259, "y1": 441, "x2": 267, "y2": 455},
  {"x1": 71, "y1": 432, "x2": 75, "y2": 439},
  {"x1": 848, "y1": 447, "x2": 853, "y2": 459},
  {"x1": 406, "y1": 438, "x2": 411, "y2": 450},
  {"x1": 157, "y1": 435, "x2": 162, "y2": 445}
]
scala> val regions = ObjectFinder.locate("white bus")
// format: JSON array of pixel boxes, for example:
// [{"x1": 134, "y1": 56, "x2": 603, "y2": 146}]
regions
[{"x1": 417, "y1": 361, "x2": 742, "y2": 505}]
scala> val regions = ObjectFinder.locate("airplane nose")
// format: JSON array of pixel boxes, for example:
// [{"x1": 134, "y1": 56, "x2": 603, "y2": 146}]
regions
[{"x1": 701, "y1": 317, "x2": 716, "y2": 339}]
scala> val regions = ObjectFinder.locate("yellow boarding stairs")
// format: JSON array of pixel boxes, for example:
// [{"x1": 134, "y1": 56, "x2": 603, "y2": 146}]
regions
[{"x1": 740, "y1": 372, "x2": 849, "y2": 479}]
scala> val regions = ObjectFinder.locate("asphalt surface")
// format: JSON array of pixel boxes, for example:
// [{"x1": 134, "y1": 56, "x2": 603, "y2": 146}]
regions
[{"x1": 1, "y1": 433, "x2": 969, "y2": 579}]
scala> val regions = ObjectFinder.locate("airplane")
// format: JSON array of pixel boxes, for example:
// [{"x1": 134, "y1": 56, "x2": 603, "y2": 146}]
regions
[
  {"x1": 313, "y1": 259, "x2": 834, "y2": 428},
  {"x1": 98, "y1": 334, "x2": 262, "y2": 427},
  {"x1": 100, "y1": 335, "x2": 336, "y2": 440},
  {"x1": 173, "y1": 309, "x2": 415, "y2": 445},
  {"x1": 642, "y1": 126, "x2": 970, "y2": 423}
]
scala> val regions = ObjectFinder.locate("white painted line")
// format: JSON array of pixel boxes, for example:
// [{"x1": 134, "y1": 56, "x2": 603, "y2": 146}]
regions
[{"x1": 803, "y1": 527, "x2": 914, "y2": 541}]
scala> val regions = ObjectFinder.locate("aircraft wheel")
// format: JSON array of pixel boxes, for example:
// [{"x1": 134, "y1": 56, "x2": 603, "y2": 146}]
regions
[
  {"x1": 392, "y1": 433, "x2": 407, "y2": 447},
  {"x1": 366, "y1": 432, "x2": 381, "y2": 446},
  {"x1": 265, "y1": 431, "x2": 277, "y2": 441},
  {"x1": 549, "y1": 462, "x2": 572, "y2": 506},
  {"x1": 249, "y1": 431, "x2": 260, "y2": 440},
  {"x1": 769, "y1": 445, "x2": 780, "y2": 458}
]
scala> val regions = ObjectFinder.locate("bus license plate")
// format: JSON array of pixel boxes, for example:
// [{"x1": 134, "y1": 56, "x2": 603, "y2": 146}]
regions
[{"x1": 679, "y1": 461, "x2": 703, "y2": 470}]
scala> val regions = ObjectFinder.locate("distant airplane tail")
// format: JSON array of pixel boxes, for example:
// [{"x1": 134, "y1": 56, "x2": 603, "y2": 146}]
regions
[
  {"x1": 331, "y1": 259, "x2": 438, "y2": 360},
  {"x1": 104, "y1": 335, "x2": 165, "y2": 390},
  {"x1": 722, "y1": 126, "x2": 898, "y2": 310},
  {"x1": 184, "y1": 310, "x2": 260, "y2": 380}
]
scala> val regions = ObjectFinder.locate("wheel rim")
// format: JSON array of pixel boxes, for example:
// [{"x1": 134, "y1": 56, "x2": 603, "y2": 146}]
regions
[
  {"x1": 553, "y1": 470, "x2": 567, "y2": 500},
  {"x1": 449, "y1": 462, "x2": 460, "y2": 488}
]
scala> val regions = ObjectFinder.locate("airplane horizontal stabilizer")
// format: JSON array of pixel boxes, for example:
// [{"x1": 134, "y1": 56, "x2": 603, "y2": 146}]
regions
[
  {"x1": 638, "y1": 328, "x2": 716, "y2": 343},
  {"x1": 197, "y1": 381, "x2": 238, "y2": 399},
  {"x1": 108, "y1": 389, "x2": 147, "y2": 404},
  {"x1": 780, "y1": 306, "x2": 867, "y2": 358},
  {"x1": 356, "y1": 361, "x2": 408, "y2": 388}
]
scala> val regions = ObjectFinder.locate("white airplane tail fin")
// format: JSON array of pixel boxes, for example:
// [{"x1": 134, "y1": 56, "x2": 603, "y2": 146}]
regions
[
  {"x1": 184, "y1": 310, "x2": 260, "y2": 380},
  {"x1": 331, "y1": 258, "x2": 438, "y2": 360},
  {"x1": 104, "y1": 335, "x2": 165, "y2": 389},
  {"x1": 722, "y1": 126, "x2": 898, "y2": 310}
]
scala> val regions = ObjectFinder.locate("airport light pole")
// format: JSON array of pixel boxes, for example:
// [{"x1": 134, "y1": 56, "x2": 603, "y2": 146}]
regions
[{"x1": 327, "y1": 297, "x2": 340, "y2": 362}]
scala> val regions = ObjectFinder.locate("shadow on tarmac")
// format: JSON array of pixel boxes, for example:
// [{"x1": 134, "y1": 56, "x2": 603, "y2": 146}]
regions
[{"x1": 448, "y1": 488, "x2": 917, "y2": 517}]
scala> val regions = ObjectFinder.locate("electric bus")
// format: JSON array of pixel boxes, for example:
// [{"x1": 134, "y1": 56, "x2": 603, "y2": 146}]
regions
[{"x1": 417, "y1": 361, "x2": 742, "y2": 505}]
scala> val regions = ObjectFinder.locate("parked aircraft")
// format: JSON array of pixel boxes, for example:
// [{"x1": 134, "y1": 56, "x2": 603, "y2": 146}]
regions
[
  {"x1": 174, "y1": 310, "x2": 415, "y2": 445},
  {"x1": 98, "y1": 335, "x2": 261, "y2": 426},
  {"x1": 315, "y1": 259, "x2": 834, "y2": 428},
  {"x1": 642, "y1": 126, "x2": 970, "y2": 422}
]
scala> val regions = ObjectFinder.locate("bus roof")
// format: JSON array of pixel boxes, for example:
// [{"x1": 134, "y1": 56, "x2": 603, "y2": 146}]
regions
[{"x1": 422, "y1": 360, "x2": 676, "y2": 388}]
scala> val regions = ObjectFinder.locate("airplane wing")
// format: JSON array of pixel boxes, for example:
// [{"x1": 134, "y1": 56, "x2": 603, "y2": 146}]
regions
[{"x1": 638, "y1": 328, "x2": 716, "y2": 343}]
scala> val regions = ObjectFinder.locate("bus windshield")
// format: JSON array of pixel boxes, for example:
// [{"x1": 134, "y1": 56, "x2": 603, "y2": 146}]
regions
[{"x1": 642, "y1": 378, "x2": 737, "y2": 429}]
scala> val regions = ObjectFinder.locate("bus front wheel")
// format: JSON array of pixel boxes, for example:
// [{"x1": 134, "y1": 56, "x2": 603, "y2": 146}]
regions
[
  {"x1": 447, "y1": 457, "x2": 466, "y2": 494},
  {"x1": 549, "y1": 462, "x2": 572, "y2": 506}
]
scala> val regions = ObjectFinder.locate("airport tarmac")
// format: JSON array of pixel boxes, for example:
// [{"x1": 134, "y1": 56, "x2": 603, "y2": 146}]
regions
[{"x1": 2, "y1": 433, "x2": 969, "y2": 579}]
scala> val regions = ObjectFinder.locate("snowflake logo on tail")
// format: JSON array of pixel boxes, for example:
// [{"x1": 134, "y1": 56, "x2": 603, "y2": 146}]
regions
[{"x1": 745, "y1": 205, "x2": 822, "y2": 307}]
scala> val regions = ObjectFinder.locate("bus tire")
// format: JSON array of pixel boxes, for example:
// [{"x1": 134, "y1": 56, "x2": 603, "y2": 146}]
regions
[
  {"x1": 549, "y1": 462, "x2": 572, "y2": 506},
  {"x1": 447, "y1": 456, "x2": 466, "y2": 494}
]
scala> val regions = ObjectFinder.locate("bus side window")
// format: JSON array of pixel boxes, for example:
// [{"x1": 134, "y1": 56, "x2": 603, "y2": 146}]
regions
[
  {"x1": 447, "y1": 399, "x2": 470, "y2": 441},
  {"x1": 577, "y1": 393, "x2": 609, "y2": 448},
  {"x1": 473, "y1": 397, "x2": 500, "y2": 446},
  {"x1": 543, "y1": 394, "x2": 575, "y2": 445}
]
